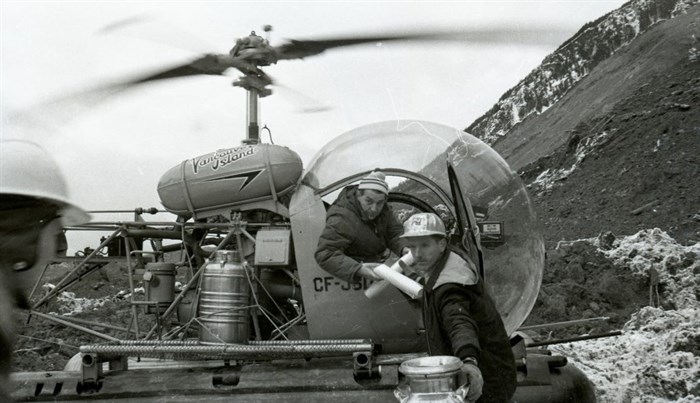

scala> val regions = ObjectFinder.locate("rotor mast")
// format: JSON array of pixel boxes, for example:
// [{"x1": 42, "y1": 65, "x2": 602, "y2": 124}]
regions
[
  {"x1": 246, "y1": 89, "x2": 260, "y2": 144},
  {"x1": 230, "y1": 28, "x2": 275, "y2": 146}
]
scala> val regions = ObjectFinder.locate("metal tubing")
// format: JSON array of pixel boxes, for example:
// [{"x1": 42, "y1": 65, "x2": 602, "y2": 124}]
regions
[
  {"x1": 42, "y1": 313, "x2": 129, "y2": 333},
  {"x1": 271, "y1": 314, "x2": 306, "y2": 341},
  {"x1": 247, "y1": 89, "x2": 259, "y2": 142},
  {"x1": 251, "y1": 309, "x2": 262, "y2": 341},
  {"x1": 123, "y1": 229, "x2": 195, "y2": 243},
  {"x1": 518, "y1": 316, "x2": 610, "y2": 331},
  {"x1": 79, "y1": 342, "x2": 373, "y2": 360},
  {"x1": 68, "y1": 221, "x2": 272, "y2": 229},
  {"x1": 30, "y1": 311, "x2": 120, "y2": 342},
  {"x1": 250, "y1": 339, "x2": 370, "y2": 346},
  {"x1": 88, "y1": 210, "x2": 150, "y2": 214},
  {"x1": 526, "y1": 330, "x2": 623, "y2": 347},
  {"x1": 27, "y1": 262, "x2": 51, "y2": 302},
  {"x1": 124, "y1": 234, "x2": 141, "y2": 338},
  {"x1": 32, "y1": 228, "x2": 121, "y2": 308},
  {"x1": 107, "y1": 339, "x2": 370, "y2": 346}
]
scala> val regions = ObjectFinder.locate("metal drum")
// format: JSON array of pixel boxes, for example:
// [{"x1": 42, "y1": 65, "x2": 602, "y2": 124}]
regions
[
  {"x1": 143, "y1": 263, "x2": 176, "y2": 314},
  {"x1": 198, "y1": 250, "x2": 250, "y2": 344},
  {"x1": 395, "y1": 356, "x2": 466, "y2": 403}
]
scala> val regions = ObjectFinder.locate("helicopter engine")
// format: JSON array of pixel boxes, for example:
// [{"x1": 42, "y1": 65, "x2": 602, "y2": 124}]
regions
[{"x1": 157, "y1": 143, "x2": 303, "y2": 219}]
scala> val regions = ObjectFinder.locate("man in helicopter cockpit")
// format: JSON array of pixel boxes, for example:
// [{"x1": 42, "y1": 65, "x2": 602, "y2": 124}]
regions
[
  {"x1": 0, "y1": 140, "x2": 90, "y2": 401},
  {"x1": 315, "y1": 170, "x2": 406, "y2": 283},
  {"x1": 401, "y1": 212, "x2": 516, "y2": 403}
]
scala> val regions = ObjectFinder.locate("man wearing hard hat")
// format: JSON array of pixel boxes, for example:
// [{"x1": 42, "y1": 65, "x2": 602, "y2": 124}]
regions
[
  {"x1": 0, "y1": 140, "x2": 90, "y2": 401},
  {"x1": 401, "y1": 212, "x2": 515, "y2": 403}
]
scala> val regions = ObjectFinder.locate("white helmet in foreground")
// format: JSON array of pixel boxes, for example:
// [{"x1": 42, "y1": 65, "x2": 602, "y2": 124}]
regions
[
  {"x1": 400, "y1": 212, "x2": 446, "y2": 238},
  {"x1": 1, "y1": 140, "x2": 89, "y2": 225}
]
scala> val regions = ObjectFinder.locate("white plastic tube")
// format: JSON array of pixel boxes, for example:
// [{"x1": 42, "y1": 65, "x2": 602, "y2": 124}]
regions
[
  {"x1": 364, "y1": 252, "x2": 422, "y2": 299},
  {"x1": 364, "y1": 252, "x2": 414, "y2": 299}
]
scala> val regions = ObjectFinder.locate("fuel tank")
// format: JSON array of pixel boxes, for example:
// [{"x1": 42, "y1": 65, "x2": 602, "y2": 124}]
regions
[{"x1": 158, "y1": 144, "x2": 303, "y2": 217}]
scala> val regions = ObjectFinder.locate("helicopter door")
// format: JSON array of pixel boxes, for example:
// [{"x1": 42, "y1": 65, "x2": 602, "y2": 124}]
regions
[{"x1": 447, "y1": 162, "x2": 484, "y2": 279}]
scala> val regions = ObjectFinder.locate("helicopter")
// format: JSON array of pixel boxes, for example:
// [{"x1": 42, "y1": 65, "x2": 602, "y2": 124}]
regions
[{"x1": 10, "y1": 26, "x2": 597, "y2": 402}]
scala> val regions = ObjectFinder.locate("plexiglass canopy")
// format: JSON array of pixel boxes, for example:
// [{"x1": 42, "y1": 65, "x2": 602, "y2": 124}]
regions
[{"x1": 302, "y1": 120, "x2": 544, "y2": 333}]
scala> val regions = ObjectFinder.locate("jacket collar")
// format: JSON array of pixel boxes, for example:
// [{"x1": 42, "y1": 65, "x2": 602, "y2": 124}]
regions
[
  {"x1": 424, "y1": 247, "x2": 479, "y2": 291},
  {"x1": 424, "y1": 247, "x2": 451, "y2": 291}
]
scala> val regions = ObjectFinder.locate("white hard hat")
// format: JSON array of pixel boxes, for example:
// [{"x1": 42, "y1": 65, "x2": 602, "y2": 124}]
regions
[
  {"x1": 1, "y1": 140, "x2": 90, "y2": 225},
  {"x1": 400, "y1": 212, "x2": 446, "y2": 238}
]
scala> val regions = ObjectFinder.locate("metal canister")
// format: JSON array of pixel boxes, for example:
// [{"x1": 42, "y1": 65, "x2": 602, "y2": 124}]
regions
[
  {"x1": 394, "y1": 356, "x2": 466, "y2": 403},
  {"x1": 198, "y1": 250, "x2": 250, "y2": 344},
  {"x1": 143, "y1": 263, "x2": 176, "y2": 314},
  {"x1": 176, "y1": 288, "x2": 197, "y2": 325}
]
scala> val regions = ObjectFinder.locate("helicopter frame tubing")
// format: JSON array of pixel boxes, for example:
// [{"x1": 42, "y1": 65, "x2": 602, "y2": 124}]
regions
[{"x1": 25, "y1": 211, "x2": 306, "y2": 349}]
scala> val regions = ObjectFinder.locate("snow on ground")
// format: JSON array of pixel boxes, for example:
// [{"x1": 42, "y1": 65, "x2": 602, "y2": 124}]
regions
[
  {"x1": 552, "y1": 229, "x2": 700, "y2": 402},
  {"x1": 43, "y1": 284, "x2": 144, "y2": 316},
  {"x1": 53, "y1": 292, "x2": 112, "y2": 316},
  {"x1": 529, "y1": 130, "x2": 612, "y2": 194}
]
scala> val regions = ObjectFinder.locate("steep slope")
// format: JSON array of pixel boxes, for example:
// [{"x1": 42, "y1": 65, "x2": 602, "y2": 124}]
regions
[
  {"x1": 500, "y1": 5, "x2": 699, "y2": 172},
  {"x1": 459, "y1": 1, "x2": 700, "y2": 247},
  {"x1": 521, "y1": 49, "x2": 699, "y2": 248},
  {"x1": 466, "y1": 0, "x2": 699, "y2": 172}
]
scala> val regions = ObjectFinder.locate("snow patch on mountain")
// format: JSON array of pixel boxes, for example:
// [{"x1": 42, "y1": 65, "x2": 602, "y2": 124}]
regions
[{"x1": 527, "y1": 131, "x2": 611, "y2": 194}]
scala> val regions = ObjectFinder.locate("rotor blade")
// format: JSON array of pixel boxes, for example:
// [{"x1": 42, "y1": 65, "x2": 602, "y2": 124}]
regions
[
  {"x1": 129, "y1": 54, "x2": 233, "y2": 84},
  {"x1": 4, "y1": 55, "x2": 235, "y2": 133},
  {"x1": 274, "y1": 27, "x2": 568, "y2": 60}
]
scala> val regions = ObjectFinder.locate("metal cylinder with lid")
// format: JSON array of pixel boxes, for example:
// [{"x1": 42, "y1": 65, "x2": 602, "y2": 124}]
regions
[
  {"x1": 394, "y1": 356, "x2": 466, "y2": 402},
  {"x1": 198, "y1": 250, "x2": 251, "y2": 344},
  {"x1": 143, "y1": 263, "x2": 176, "y2": 314}
]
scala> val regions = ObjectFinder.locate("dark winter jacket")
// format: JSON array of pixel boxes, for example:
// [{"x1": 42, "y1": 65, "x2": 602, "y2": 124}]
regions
[
  {"x1": 314, "y1": 185, "x2": 405, "y2": 282},
  {"x1": 422, "y1": 248, "x2": 516, "y2": 403}
]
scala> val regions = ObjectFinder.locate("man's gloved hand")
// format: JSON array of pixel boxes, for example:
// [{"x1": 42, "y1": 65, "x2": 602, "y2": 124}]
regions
[
  {"x1": 358, "y1": 263, "x2": 382, "y2": 280},
  {"x1": 457, "y1": 359, "x2": 483, "y2": 403}
]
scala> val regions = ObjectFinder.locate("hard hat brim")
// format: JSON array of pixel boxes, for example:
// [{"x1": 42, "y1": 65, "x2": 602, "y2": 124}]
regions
[{"x1": 60, "y1": 204, "x2": 91, "y2": 226}]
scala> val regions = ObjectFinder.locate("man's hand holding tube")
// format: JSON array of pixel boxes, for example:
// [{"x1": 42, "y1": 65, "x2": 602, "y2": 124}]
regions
[
  {"x1": 357, "y1": 263, "x2": 382, "y2": 280},
  {"x1": 457, "y1": 357, "x2": 483, "y2": 403}
]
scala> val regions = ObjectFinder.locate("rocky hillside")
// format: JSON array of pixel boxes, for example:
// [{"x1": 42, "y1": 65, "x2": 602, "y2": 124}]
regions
[
  {"x1": 462, "y1": 0, "x2": 700, "y2": 247},
  {"x1": 466, "y1": 0, "x2": 699, "y2": 171}
]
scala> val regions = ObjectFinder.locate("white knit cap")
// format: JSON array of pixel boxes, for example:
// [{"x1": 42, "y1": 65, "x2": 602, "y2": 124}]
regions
[{"x1": 358, "y1": 171, "x2": 389, "y2": 195}]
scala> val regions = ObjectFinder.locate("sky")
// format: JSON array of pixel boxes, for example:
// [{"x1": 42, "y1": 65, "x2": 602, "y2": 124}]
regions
[{"x1": 1, "y1": 0, "x2": 627, "y2": 250}]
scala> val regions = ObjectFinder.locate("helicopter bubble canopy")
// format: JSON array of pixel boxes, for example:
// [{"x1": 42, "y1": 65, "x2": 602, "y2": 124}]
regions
[{"x1": 298, "y1": 120, "x2": 544, "y2": 333}]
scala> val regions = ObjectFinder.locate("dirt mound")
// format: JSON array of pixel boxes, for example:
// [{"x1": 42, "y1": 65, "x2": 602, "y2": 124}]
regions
[{"x1": 523, "y1": 238, "x2": 649, "y2": 340}]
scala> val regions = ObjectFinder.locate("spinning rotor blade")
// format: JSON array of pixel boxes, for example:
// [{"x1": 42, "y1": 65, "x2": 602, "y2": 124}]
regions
[
  {"x1": 274, "y1": 27, "x2": 567, "y2": 60},
  {"x1": 5, "y1": 54, "x2": 275, "y2": 131},
  {"x1": 6, "y1": 25, "x2": 566, "y2": 132},
  {"x1": 129, "y1": 54, "x2": 233, "y2": 83},
  {"x1": 5, "y1": 55, "x2": 239, "y2": 131}
]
